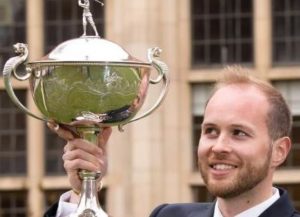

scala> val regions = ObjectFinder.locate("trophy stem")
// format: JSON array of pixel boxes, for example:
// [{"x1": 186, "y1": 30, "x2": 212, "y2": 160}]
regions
[
  {"x1": 70, "y1": 127, "x2": 108, "y2": 217},
  {"x1": 77, "y1": 127, "x2": 100, "y2": 145}
]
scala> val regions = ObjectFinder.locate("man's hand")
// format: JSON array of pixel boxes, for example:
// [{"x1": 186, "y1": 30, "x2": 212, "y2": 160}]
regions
[{"x1": 47, "y1": 122, "x2": 112, "y2": 201}]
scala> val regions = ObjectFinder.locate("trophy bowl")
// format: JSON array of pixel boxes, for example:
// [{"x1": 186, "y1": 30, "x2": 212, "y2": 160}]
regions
[
  {"x1": 4, "y1": 37, "x2": 168, "y2": 130},
  {"x1": 3, "y1": 37, "x2": 169, "y2": 217}
]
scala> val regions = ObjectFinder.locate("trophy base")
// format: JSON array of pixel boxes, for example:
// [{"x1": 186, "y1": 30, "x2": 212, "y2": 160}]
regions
[{"x1": 69, "y1": 208, "x2": 108, "y2": 217}]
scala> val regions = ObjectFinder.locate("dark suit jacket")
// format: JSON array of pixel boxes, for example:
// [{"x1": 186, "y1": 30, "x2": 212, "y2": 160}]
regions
[
  {"x1": 44, "y1": 188, "x2": 300, "y2": 217},
  {"x1": 149, "y1": 188, "x2": 300, "y2": 217},
  {"x1": 44, "y1": 202, "x2": 58, "y2": 217}
]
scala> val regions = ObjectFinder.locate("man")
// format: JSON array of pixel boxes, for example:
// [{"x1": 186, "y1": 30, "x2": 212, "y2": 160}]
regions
[{"x1": 45, "y1": 67, "x2": 300, "y2": 217}]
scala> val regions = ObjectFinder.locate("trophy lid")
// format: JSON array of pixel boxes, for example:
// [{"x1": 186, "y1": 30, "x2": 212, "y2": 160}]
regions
[
  {"x1": 27, "y1": 0, "x2": 151, "y2": 67},
  {"x1": 28, "y1": 36, "x2": 151, "y2": 67}
]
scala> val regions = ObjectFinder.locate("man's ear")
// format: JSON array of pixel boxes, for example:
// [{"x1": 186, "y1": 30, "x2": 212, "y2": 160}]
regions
[{"x1": 271, "y1": 137, "x2": 292, "y2": 168}]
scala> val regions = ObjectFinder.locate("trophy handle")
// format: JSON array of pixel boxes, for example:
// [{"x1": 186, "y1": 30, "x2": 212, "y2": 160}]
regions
[
  {"x1": 3, "y1": 43, "x2": 47, "y2": 122},
  {"x1": 127, "y1": 47, "x2": 169, "y2": 125}
]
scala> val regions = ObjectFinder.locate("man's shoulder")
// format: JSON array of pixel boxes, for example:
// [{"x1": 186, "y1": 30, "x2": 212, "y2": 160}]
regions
[
  {"x1": 260, "y1": 187, "x2": 300, "y2": 217},
  {"x1": 44, "y1": 202, "x2": 59, "y2": 217},
  {"x1": 292, "y1": 210, "x2": 300, "y2": 217},
  {"x1": 149, "y1": 202, "x2": 214, "y2": 217}
]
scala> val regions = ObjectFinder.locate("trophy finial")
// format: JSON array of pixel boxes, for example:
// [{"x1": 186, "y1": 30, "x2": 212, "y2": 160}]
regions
[{"x1": 78, "y1": 0, "x2": 103, "y2": 37}]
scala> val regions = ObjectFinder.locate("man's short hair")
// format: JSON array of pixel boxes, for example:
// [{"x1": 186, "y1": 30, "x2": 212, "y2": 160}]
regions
[{"x1": 206, "y1": 66, "x2": 292, "y2": 140}]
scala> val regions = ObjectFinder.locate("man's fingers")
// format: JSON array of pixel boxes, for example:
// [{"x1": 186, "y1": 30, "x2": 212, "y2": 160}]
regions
[
  {"x1": 64, "y1": 158, "x2": 100, "y2": 173},
  {"x1": 63, "y1": 148, "x2": 103, "y2": 168},
  {"x1": 65, "y1": 139, "x2": 104, "y2": 156},
  {"x1": 47, "y1": 122, "x2": 77, "y2": 140},
  {"x1": 47, "y1": 122, "x2": 111, "y2": 147}
]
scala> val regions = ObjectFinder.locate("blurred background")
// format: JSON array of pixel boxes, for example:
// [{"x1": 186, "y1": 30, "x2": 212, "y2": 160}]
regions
[{"x1": 0, "y1": 0, "x2": 299, "y2": 216}]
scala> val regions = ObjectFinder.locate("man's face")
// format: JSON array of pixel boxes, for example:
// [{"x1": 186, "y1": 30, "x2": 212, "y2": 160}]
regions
[{"x1": 198, "y1": 84, "x2": 273, "y2": 198}]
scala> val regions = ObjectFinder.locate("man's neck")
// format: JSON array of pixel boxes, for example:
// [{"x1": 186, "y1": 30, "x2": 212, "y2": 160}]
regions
[{"x1": 216, "y1": 183, "x2": 273, "y2": 217}]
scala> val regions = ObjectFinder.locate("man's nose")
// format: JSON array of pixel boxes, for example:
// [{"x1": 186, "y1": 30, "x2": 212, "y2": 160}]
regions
[{"x1": 211, "y1": 135, "x2": 232, "y2": 154}]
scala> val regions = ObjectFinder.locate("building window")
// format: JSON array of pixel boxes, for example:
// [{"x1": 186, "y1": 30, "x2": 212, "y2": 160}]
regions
[
  {"x1": 44, "y1": 0, "x2": 105, "y2": 53},
  {"x1": 272, "y1": 0, "x2": 300, "y2": 64},
  {"x1": 273, "y1": 81, "x2": 300, "y2": 168},
  {"x1": 44, "y1": 126, "x2": 65, "y2": 175},
  {"x1": 0, "y1": 90, "x2": 27, "y2": 175},
  {"x1": 192, "y1": 84, "x2": 213, "y2": 170},
  {"x1": 0, "y1": 191, "x2": 27, "y2": 216},
  {"x1": 0, "y1": 0, "x2": 26, "y2": 72},
  {"x1": 192, "y1": 115, "x2": 202, "y2": 170},
  {"x1": 191, "y1": 0, "x2": 253, "y2": 67},
  {"x1": 44, "y1": 189, "x2": 68, "y2": 209},
  {"x1": 282, "y1": 116, "x2": 300, "y2": 167}
]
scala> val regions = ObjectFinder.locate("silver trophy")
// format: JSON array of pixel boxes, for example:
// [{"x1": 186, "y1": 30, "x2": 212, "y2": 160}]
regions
[{"x1": 2, "y1": 1, "x2": 169, "y2": 217}]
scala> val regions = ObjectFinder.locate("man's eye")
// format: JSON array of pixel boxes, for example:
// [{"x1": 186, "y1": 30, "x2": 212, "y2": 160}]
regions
[
  {"x1": 233, "y1": 129, "x2": 247, "y2": 137},
  {"x1": 203, "y1": 128, "x2": 218, "y2": 136}
]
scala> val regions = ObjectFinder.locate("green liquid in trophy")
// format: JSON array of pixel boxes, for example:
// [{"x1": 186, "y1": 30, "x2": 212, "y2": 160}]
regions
[{"x1": 33, "y1": 65, "x2": 141, "y2": 125}]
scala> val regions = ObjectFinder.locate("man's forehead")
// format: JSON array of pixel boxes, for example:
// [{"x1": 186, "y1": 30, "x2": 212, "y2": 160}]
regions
[
  {"x1": 209, "y1": 84, "x2": 267, "y2": 103},
  {"x1": 204, "y1": 84, "x2": 270, "y2": 118}
]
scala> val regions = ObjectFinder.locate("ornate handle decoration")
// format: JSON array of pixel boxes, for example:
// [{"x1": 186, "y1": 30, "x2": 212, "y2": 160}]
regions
[
  {"x1": 3, "y1": 43, "x2": 47, "y2": 121},
  {"x1": 127, "y1": 47, "x2": 170, "y2": 124}
]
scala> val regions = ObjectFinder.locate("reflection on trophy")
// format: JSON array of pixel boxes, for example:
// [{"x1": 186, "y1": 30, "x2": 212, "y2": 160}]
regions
[{"x1": 2, "y1": 2, "x2": 169, "y2": 217}]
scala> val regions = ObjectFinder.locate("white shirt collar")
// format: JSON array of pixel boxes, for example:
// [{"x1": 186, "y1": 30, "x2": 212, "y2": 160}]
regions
[
  {"x1": 213, "y1": 187, "x2": 280, "y2": 217},
  {"x1": 56, "y1": 190, "x2": 77, "y2": 217}
]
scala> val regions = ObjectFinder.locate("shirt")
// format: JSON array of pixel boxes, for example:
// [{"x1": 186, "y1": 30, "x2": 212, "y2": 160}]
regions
[
  {"x1": 213, "y1": 187, "x2": 280, "y2": 217},
  {"x1": 56, "y1": 191, "x2": 77, "y2": 217}
]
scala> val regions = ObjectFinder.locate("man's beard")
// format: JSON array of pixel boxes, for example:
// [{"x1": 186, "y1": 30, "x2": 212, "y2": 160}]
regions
[{"x1": 198, "y1": 149, "x2": 272, "y2": 198}]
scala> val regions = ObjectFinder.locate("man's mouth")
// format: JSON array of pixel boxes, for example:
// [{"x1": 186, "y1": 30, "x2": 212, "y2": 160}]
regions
[{"x1": 210, "y1": 163, "x2": 237, "y2": 170}]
